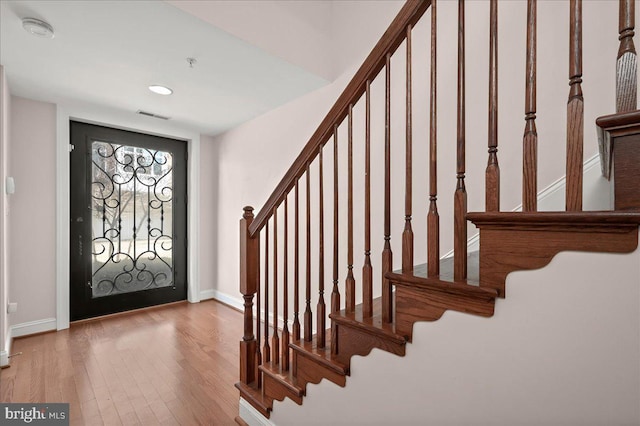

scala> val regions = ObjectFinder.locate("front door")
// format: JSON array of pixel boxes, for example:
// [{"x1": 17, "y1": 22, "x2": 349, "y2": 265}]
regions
[{"x1": 70, "y1": 121, "x2": 187, "y2": 321}]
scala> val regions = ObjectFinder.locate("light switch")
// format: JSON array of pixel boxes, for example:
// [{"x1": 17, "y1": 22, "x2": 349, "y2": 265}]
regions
[{"x1": 5, "y1": 177, "x2": 15, "y2": 195}]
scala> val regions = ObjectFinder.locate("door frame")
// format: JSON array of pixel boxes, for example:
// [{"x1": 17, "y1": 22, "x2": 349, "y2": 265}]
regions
[{"x1": 56, "y1": 106, "x2": 201, "y2": 330}]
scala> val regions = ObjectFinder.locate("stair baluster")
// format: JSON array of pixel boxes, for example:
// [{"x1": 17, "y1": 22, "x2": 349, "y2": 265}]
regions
[
  {"x1": 617, "y1": 0, "x2": 637, "y2": 112},
  {"x1": 486, "y1": 0, "x2": 500, "y2": 213},
  {"x1": 282, "y1": 197, "x2": 290, "y2": 370},
  {"x1": 254, "y1": 255, "x2": 262, "y2": 387},
  {"x1": 272, "y1": 207, "x2": 280, "y2": 364},
  {"x1": 566, "y1": 0, "x2": 584, "y2": 212},
  {"x1": 304, "y1": 165, "x2": 313, "y2": 342},
  {"x1": 428, "y1": 0, "x2": 440, "y2": 278},
  {"x1": 264, "y1": 221, "x2": 271, "y2": 363},
  {"x1": 382, "y1": 53, "x2": 393, "y2": 323},
  {"x1": 523, "y1": 0, "x2": 538, "y2": 212},
  {"x1": 346, "y1": 106, "x2": 356, "y2": 313},
  {"x1": 403, "y1": 24, "x2": 414, "y2": 273},
  {"x1": 255, "y1": 227, "x2": 262, "y2": 386},
  {"x1": 454, "y1": 0, "x2": 467, "y2": 281},
  {"x1": 331, "y1": 126, "x2": 341, "y2": 352},
  {"x1": 293, "y1": 181, "x2": 301, "y2": 341},
  {"x1": 318, "y1": 147, "x2": 326, "y2": 348},
  {"x1": 362, "y1": 81, "x2": 373, "y2": 317}
]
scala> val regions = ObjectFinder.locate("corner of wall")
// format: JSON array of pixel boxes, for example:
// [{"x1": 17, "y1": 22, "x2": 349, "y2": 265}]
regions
[
  {"x1": 0, "y1": 326, "x2": 11, "y2": 367},
  {"x1": 0, "y1": 64, "x2": 11, "y2": 363},
  {"x1": 239, "y1": 398, "x2": 276, "y2": 426}
]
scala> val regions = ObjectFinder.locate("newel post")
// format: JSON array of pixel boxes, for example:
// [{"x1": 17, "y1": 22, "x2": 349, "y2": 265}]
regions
[{"x1": 239, "y1": 206, "x2": 259, "y2": 384}]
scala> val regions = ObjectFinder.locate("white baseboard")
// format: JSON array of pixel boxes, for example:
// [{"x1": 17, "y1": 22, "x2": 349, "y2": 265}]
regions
[
  {"x1": 200, "y1": 288, "x2": 243, "y2": 311},
  {"x1": 201, "y1": 289, "x2": 316, "y2": 336},
  {"x1": 239, "y1": 398, "x2": 276, "y2": 426},
  {"x1": 0, "y1": 327, "x2": 11, "y2": 367},
  {"x1": 1, "y1": 318, "x2": 53, "y2": 366},
  {"x1": 11, "y1": 318, "x2": 57, "y2": 338}
]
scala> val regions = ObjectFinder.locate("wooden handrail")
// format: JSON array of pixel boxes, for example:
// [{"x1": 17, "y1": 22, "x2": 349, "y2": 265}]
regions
[{"x1": 248, "y1": 0, "x2": 431, "y2": 237}]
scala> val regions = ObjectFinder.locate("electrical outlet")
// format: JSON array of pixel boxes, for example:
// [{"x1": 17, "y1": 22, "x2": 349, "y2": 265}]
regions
[{"x1": 7, "y1": 302, "x2": 17, "y2": 314}]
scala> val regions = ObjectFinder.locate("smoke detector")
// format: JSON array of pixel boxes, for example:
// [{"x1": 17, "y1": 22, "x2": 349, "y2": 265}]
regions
[{"x1": 22, "y1": 18, "x2": 55, "y2": 39}]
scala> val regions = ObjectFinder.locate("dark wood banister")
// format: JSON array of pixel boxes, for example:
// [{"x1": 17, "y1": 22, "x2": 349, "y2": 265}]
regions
[{"x1": 248, "y1": 0, "x2": 431, "y2": 237}]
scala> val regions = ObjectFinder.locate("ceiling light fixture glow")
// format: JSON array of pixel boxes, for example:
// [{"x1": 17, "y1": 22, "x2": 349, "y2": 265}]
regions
[
  {"x1": 22, "y1": 17, "x2": 55, "y2": 39},
  {"x1": 148, "y1": 85, "x2": 173, "y2": 95}
]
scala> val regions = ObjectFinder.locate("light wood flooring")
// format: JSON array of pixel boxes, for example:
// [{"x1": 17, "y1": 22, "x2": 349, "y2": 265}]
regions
[{"x1": 0, "y1": 300, "x2": 242, "y2": 425}]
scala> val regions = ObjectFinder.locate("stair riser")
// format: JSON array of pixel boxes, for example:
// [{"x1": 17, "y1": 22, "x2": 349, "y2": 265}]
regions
[
  {"x1": 395, "y1": 289, "x2": 445, "y2": 341},
  {"x1": 334, "y1": 322, "x2": 406, "y2": 366},
  {"x1": 395, "y1": 286, "x2": 494, "y2": 340},
  {"x1": 262, "y1": 373, "x2": 303, "y2": 406},
  {"x1": 293, "y1": 351, "x2": 346, "y2": 388},
  {"x1": 614, "y1": 137, "x2": 640, "y2": 210}
]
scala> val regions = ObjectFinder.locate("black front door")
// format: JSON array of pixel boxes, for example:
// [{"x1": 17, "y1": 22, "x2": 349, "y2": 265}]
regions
[{"x1": 70, "y1": 121, "x2": 187, "y2": 321}]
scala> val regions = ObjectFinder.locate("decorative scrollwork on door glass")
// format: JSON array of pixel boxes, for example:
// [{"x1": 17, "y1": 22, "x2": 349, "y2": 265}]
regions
[{"x1": 91, "y1": 141, "x2": 174, "y2": 298}]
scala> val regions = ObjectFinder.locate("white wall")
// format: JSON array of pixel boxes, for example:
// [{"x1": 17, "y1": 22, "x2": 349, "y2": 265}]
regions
[
  {"x1": 0, "y1": 65, "x2": 11, "y2": 366},
  {"x1": 199, "y1": 134, "x2": 219, "y2": 301},
  {"x1": 330, "y1": 1, "x2": 403, "y2": 76},
  {"x1": 211, "y1": 81, "x2": 340, "y2": 310},
  {"x1": 167, "y1": 0, "x2": 335, "y2": 81},
  {"x1": 8, "y1": 96, "x2": 57, "y2": 327},
  {"x1": 269, "y1": 247, "x2": 640, "y2": 425}
]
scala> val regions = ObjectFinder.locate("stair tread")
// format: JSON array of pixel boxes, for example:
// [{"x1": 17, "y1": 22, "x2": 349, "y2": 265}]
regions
[
  {"x1": 389, "y1": 250, "x2": 498, "y2": 299},
  {"x1": 467, "y1": 210, "x2": 640, "y2": 225},
  {"x1": 404, "y1": 251, "x2": 480, "y2": 287},
  {"x1": 290, "y1": 328, "x2": 349, "y2": 376},
  {"x1": 330, "y1": 300, "x2": 407, "y2": 345},
  {"x1": 259, "y1": 362, "x2": 304, "y2": 396}
]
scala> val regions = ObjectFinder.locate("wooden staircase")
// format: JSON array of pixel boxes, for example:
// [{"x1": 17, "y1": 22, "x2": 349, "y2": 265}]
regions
[
  {"x1": 238, "y1": 213, "x2": 640, "y2": 418},
  {"x1": 236, "y1": 0, "x2": 640, "y2": 421}
]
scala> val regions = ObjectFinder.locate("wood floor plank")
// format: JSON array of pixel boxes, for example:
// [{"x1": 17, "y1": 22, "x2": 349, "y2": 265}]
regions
[{"x1": 1, "y1": 300, "x2": 243, "y2": 425}]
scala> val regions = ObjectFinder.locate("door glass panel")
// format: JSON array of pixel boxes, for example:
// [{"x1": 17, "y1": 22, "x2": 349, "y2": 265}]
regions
[{"x1": 91, "y1": 141, "x2": 174, "y2": 298}]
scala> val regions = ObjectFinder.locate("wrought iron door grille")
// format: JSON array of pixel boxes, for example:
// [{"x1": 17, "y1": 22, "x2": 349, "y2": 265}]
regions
[{"x1": 90, "y1": 140, "x2": 174, "y2": 298}]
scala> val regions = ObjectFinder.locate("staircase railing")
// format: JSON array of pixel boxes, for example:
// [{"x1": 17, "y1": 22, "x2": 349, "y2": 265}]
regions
[
  {"x1": 238, "y1": 0, "x2": 637, "y2": 391},
  {"x1": 239, "y1": 0, "x2": 430, "y2": 386}
]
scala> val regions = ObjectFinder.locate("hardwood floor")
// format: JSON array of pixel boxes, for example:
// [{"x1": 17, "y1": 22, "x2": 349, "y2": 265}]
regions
[{"x1": 0, "y1": 300, "x2": 242, "y2": 425}]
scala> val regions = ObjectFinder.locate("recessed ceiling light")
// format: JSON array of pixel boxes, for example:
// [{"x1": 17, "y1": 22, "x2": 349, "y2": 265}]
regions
[
  {"x1": 22, "y1": 17, "x2": 55, "y2": 39},
  {"x1": 149, "y1": 85, "x2": 173, "y2": 95}
]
